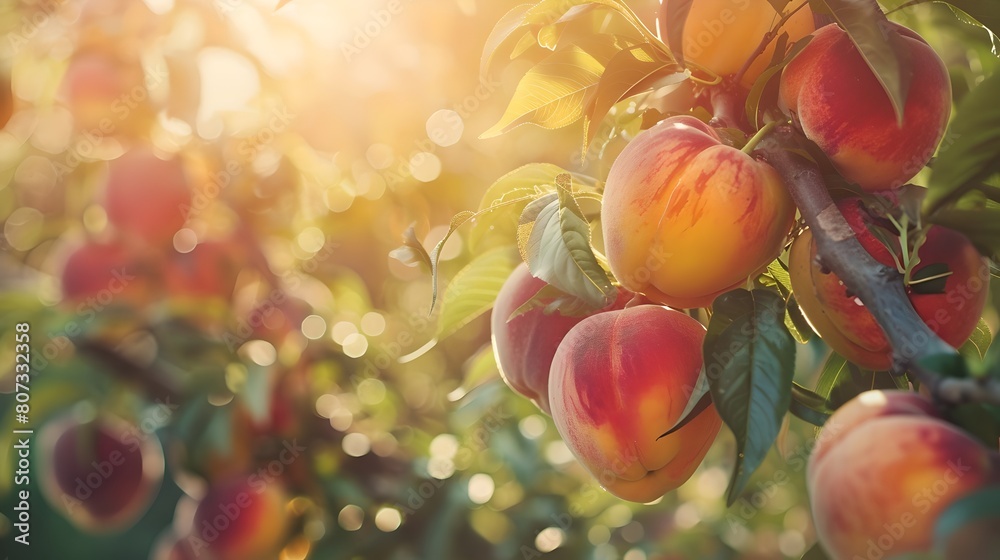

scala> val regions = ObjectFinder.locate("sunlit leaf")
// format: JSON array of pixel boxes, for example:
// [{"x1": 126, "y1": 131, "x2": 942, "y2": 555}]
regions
[
  {"x1": 818, "y1": 0, "x2": 912, "y2": 124},
  {"x1": 469, "y1": 163, "x2": 596, "y2": 250},
  {"x1": 516, "y1": 175, "x2": 616, "y2": 307},
  {"x1": 585, "y1": 42, "x2": 685, "y2": 145},
  {"x1": 703, "y1": 289, "x2": 796, "y2": 506},
  {"x1": 481, "y1": 46, "x2": 608, "y2": 138},
  {"x1": 437, "y1": 247, "x2": 521, "y2": 340}
]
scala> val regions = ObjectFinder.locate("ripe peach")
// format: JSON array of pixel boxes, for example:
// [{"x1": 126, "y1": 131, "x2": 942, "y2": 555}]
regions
[
  {"x1": 104, "y1": 148, "x2": 192, "y2": 246},
  {"x1": 60, "y1": 49, "x2": 147, "y2": 131},
  {"x1": 548, "y1": 305, "x2": 722, "y2": 502},
  {"x1": 659, "y1": 0, "x2": 815, "y2": 88},
  {"x1": 602, "y1": 115, "x2": 795, "y2": 308},
  {"x1": 809, "y1": 390, "x2": 995, "y2": 560},
  {"x1": 39, "y1": 414, "x2": 164, "y2": 532},
  {"x1": 789, "y1": 198, "x2": 988, "y2": 370},
  {"x1": 60, "y1": 240, "x2": 158, "y2": 307},
  {"x1": 779, "y1": 23, "x2": 951, "y2": 191},
  {"x1": 491, "y1": 263, "x2": 630, "y2": 414},
  {"x1": 190, "y1": 477, "x2": 289, "y2": 560}
]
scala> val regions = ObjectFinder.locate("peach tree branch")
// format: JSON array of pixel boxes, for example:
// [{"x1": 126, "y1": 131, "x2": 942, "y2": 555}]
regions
[{"x1": 755, "y1": 125, "x2": 1000, "y2": 406}]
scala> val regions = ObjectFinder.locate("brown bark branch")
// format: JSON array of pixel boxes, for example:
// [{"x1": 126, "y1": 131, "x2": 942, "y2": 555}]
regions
[{"x1": 755, "y1": 125, "x2": 1000, "y2": 407}]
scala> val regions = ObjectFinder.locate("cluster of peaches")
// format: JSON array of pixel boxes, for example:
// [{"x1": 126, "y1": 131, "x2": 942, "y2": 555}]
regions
[
  {"x1": 42, "y1": 146, "x2": 305, "y2": 559},
  {"x1": 491, "y1": 1, "x2": 995, "y2": 558}
]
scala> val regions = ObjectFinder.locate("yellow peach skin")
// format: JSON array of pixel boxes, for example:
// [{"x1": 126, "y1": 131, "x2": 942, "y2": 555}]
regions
[
  {"x1": 808, "y1": 390, "x2": 995, "y2": 560},
  {"x1": 659, "y1": 0, "x2": 815, "y2": 88},
  {"x1": 548, "y1": 305, "x2": 722, "y2": 502},
  {"x1": 601, "y1": 115, "x2": 795, "y2": 309}
]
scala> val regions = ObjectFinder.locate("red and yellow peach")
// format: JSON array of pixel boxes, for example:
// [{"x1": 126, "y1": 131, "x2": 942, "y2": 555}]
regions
[
  {"x1": 779, "y1": 23, "x2": 951, "y2": 191},
  {"x1": 548, "y1": 305, "x2": 722, "y2": 502},
  {"x1": 602, "y1": 115, "x2": 795, "y2": 308}
]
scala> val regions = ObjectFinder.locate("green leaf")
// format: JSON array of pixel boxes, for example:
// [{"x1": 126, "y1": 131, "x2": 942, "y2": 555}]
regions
[
  {"x1": 960, "y1": 318, "x2": 993, "y2": 362},
  {"x1": 469, "y1": 163, "x2": 591, "y2": 250},
  {"x1": 703, "y1": 289, "x2": 796, "y2": 506},
  {"x1": 437, "y1": 247, "x2": 521, "y2": 340},
  {"x1": 789, "y1": 382, "x2": 834, "y2": 426},
  {"x1": 659, "y1": 367, "x2": 711, "y2": 437},
  {"x1": 516, "y1": 175, "x2": 616, "y2": 308},
  {"x1": 924, "y1": 71, "x2": 1000, "y2": 216},
  {"x1": 934, "y1": 487, "x2": 1000, "y2": 553},
  {"x1": 814, "y1": 353, "x2": 901, "y2": 408},
  {"x1": 819, "y1": 0, "x2": 912, "y2": 124},
  {"x1": 585, "y1": 42, "x2": 685, "y2": 146},
  {"x1": 801, "y1": 543, "x2": 832, "y2": 560},
  {"x1": 461, "y1": 344, "x2": 501, "y2": 393},
  {"x1": 878, "y1": 0, "x2": 1000, "y2": 41},
  {"x1": 481, "y1": 45, "x2": 609, "y2": 138}
]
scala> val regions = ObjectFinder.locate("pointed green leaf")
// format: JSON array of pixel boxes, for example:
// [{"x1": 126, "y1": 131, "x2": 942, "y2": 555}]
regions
[
  {"x1": 437, "y1": 247, "x2": 521, "y2": 340},
  {"x1": 585, "y1": 42, "x2": 685, "y2": 146},
  {"x1": 469, "y1": 163, "x2": 594, "y2": 250},
  {"x1": 517, "y1": 177, "x2": 616, "y2": 307},
  {"x1": 703, "y1": 289, "x2": 796, "y2": 506},
  {"x1": 481, "y1": 46, "x2": 608, "y2": 138}
]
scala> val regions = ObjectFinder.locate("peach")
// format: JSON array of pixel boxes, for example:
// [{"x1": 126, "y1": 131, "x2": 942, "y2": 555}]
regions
[
  {"x1": 60, "y1": 49, "x2": 147, "y2": 132},
  {"x1": 39, "y1": 414, "x2": 164, "y2": 532},
  {"x1": 548, "y1": 305, "x2": 722, "y2": 502},
  {"x1": 601, "y1": 115, "x2": 795, "y2": 308},
  {"x1": 189, "y1": 477, "x2": 289, "y2": 560},
  {"x1": 789, "y1": 198, "x2": 988, "y2": 370},
  {"x1": 779, "y1": 23, "x2": 951, "y2": 191},
  {"x1": 104, "y1": 147, "x2": 192, "y2": 246},
  {"x1": 809, "y1": 390, "x2": 995, "y2": 560},
  {"x1": 60, "y1": 240, "x2": 158, "y2": 307},
  {"x1": 659, "y1": 0, "x2": 815, "y2": 88},
  {"x1": 491, "y1": 263, "x2": 630, "y2": 413}
]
